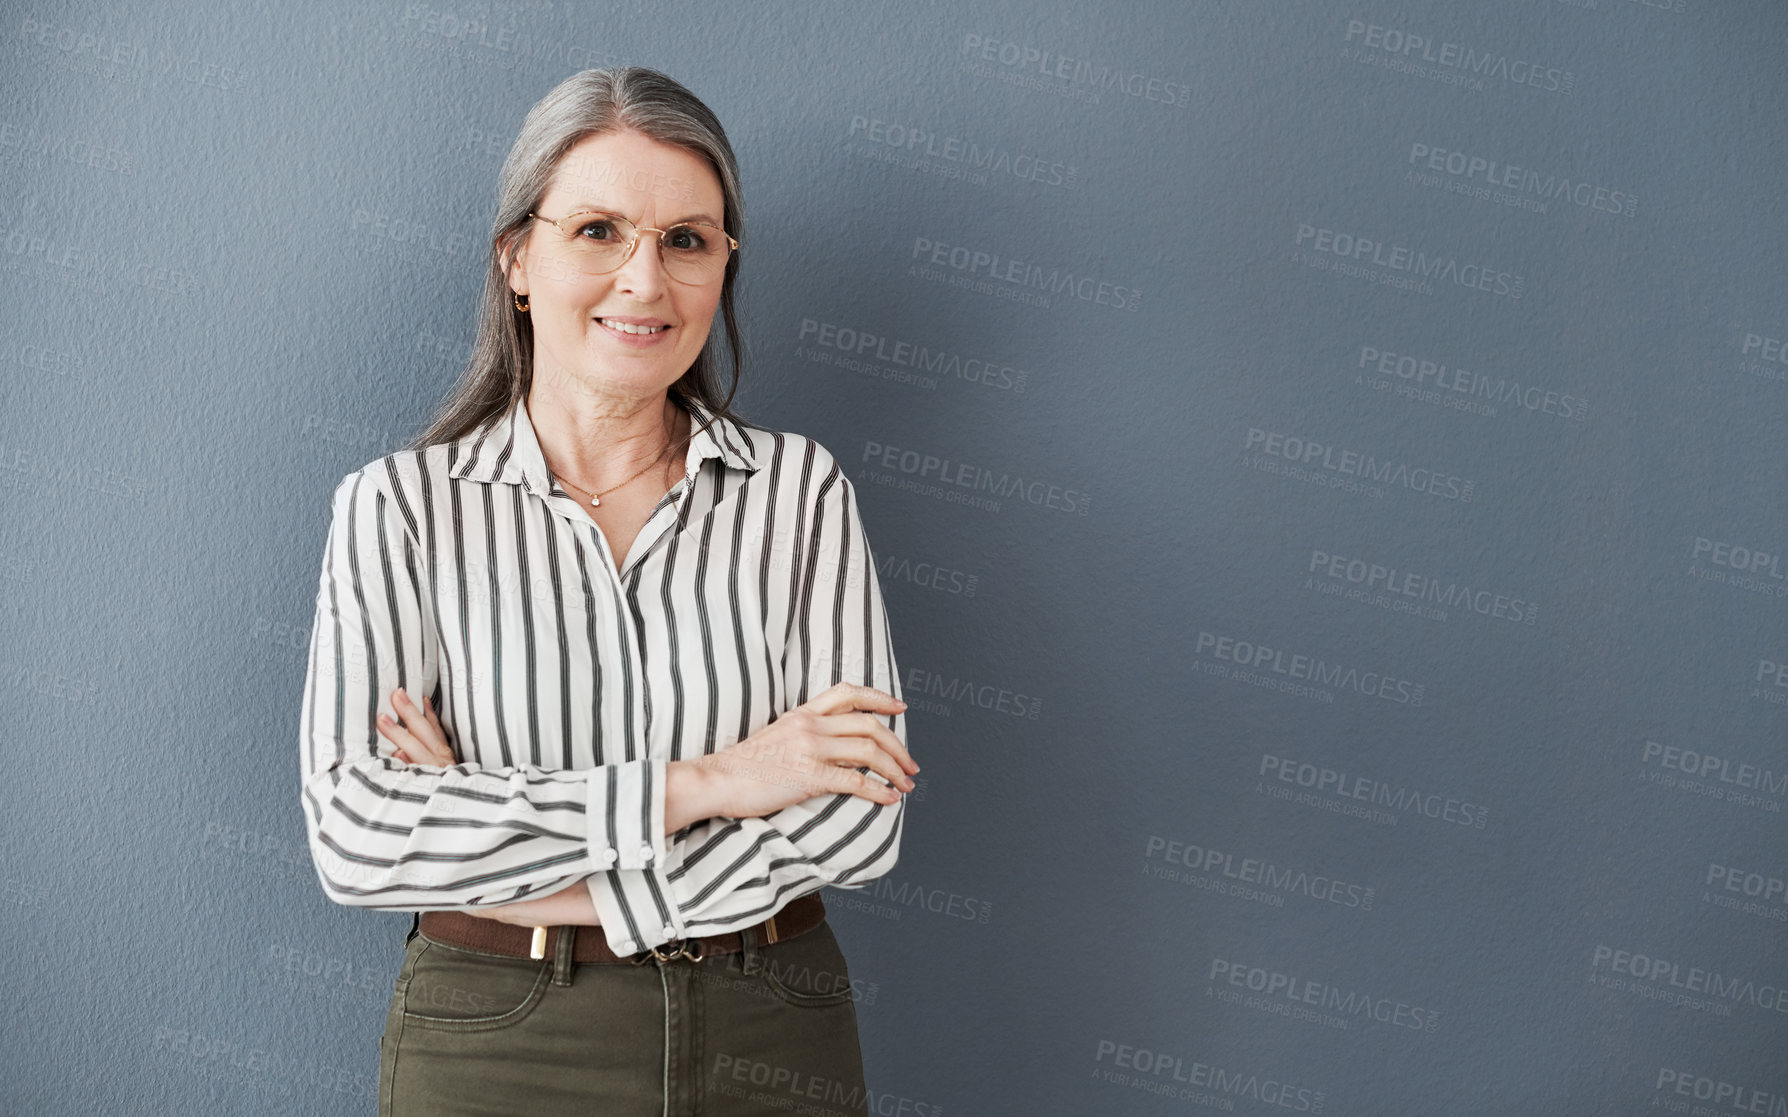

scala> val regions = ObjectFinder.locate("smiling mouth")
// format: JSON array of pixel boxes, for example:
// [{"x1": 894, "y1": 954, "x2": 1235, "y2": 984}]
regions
[{"x1": 597, "y1": 318, "x2": 669, "y2": 335}]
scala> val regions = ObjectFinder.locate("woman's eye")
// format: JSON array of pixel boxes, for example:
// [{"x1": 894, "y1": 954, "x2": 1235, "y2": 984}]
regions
[
  {"x1": 576, "y1": 219, "x2": 619, "y2": 241},
  {"x1": 666, "y1": 226, "x2": 708, "y2": 252}
]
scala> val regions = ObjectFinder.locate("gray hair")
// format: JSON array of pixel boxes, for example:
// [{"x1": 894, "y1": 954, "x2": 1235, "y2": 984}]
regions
[{"x1": 408, "y1": 67, "x2": 749, "y2": 450}]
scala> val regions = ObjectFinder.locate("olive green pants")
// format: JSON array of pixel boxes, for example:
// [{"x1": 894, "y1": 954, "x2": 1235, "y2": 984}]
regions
[{"x1": 377, "y1": 912, "x2": 870, "y2": 1116}]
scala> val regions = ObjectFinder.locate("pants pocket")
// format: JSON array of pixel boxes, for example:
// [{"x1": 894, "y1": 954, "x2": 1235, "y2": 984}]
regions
[
  {"x1": 756, "y1": 921, "x2": 859, "y2": 1008},
  {"x1": 397, "y1": 936, "x2": 552, "y2": 1032},
  {"x1": 378, "y1": 934, "x2": 424, "y2": 1117}
]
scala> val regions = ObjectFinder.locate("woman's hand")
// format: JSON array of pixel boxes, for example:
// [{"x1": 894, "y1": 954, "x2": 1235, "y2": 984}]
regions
[
  {"x1": 464, "y1": 884, "x2": 601, "y2": 927},
  {"x1": 690, "y1": 682, "x2": 916, "y2": 819},
  {"x1": 376, "y1": 688, "x2": 455, "y2": 767},
  {"x1": 378, "y1": 688, "x2": 597, "y2": 925}
]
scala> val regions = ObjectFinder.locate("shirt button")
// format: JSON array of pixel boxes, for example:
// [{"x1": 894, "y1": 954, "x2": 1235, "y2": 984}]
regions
[
  {"x1": 601, "y1": 848, "x2": 618, "y2": 866},
  {"x1": 639, "y1": 843, "x2": 655, "y2": 862},
  {"x1": 661, "y1": 923, "x2": 678, "y2": 939},
  {"x1": 619, "y1": 939, "x2": 634, "y2": 953}
]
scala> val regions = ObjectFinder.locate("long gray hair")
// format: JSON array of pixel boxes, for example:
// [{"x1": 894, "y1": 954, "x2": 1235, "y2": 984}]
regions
[{"x1": 408, "y1": 67, "x2": 749, "y2": 451}]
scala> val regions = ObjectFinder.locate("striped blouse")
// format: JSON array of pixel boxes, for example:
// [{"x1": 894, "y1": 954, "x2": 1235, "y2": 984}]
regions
[{"x1": 297, "y1": 393, "x2": 907, "y2": 957}]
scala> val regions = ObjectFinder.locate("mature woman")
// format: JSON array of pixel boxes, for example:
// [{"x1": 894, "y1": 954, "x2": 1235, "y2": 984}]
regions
[{"x1": 298, "y1": 67, "x2": 916, "y2": 1116}]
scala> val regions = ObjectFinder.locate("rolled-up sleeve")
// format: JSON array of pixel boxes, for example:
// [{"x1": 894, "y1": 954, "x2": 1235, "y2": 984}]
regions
[
  {"x1": 298, "y1": 469, "x2": 668, "y2": 911},
  {"x1": 584, "y1": 458, "x2": 907, "y2": 955}
]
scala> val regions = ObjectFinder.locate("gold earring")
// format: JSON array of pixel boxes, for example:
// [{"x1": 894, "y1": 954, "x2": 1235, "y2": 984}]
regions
[{"x1": 514, "y1": 293, "x2": 530, "y2": 312}]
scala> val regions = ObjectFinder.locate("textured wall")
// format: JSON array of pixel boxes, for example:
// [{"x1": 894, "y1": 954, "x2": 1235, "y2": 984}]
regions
[{"x1": 4, "y1": 1, "x2": 1786, "y2": 1113}]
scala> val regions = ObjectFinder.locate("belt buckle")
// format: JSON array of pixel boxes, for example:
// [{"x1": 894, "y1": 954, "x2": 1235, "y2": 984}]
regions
[
  {"x1": 635, "y1": 937, "x2": 706, "y2": 964},
  {"x1": 631, "y1": 910, "x2": 783, "y2": 966}
]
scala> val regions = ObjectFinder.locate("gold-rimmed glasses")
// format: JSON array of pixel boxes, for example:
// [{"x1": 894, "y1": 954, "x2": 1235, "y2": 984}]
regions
[{"x1": 526, "y1": 209, "x2": 738, "y2": 284}]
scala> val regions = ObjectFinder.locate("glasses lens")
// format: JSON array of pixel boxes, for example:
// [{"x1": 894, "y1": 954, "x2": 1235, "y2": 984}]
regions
[
  {"x1": 559, "y1": 212, "x2": 633, "y2": 275},
  {"x1": 659, "y1": 224, "x2": 731, "y2": 284}
]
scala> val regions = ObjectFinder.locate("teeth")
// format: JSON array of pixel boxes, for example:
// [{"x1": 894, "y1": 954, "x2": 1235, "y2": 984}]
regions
[{"x1": 600, "y1": 319, "x2": 667, "y2": 335}]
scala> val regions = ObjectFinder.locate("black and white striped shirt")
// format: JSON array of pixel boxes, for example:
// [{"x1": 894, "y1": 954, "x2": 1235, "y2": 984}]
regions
[{"x1": 298, "y1": 394, "x2": 907, "y2": 956}]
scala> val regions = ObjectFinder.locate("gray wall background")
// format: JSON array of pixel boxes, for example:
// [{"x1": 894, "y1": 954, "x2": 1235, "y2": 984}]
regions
[{"x1": 4, "y1": 1, "x2": 1786, "y2": 1113}]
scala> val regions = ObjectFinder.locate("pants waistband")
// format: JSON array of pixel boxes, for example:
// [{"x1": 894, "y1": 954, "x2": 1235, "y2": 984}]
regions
[{"x1": 415, "y1": 891, "x2": 827, "y2": 966}]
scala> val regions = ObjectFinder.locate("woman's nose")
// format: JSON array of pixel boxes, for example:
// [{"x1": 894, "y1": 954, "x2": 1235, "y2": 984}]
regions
[{"x1": 612, "y1": 231, "x2": 670, "y2": 295}]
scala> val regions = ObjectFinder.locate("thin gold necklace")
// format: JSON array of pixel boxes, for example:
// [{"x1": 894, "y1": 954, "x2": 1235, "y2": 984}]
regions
[{"x1": 551, "y1": 429, "x2": 694, "y2": 507}]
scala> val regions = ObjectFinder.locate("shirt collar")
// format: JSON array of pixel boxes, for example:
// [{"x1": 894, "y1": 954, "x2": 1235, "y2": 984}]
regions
[{"x1": 447, "y1": 394, "x2": 763, "y2": 494}]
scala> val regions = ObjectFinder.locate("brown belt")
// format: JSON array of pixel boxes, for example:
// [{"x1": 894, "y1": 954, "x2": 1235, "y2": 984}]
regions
[{"x1": 416, "y1": 891, "x2": 826, "y2": 965}]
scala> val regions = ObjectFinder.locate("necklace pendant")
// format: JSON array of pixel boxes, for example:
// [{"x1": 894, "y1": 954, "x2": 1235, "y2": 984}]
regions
[{"x1": 590, "y1": 494, "x2": 601, "y2": 507}]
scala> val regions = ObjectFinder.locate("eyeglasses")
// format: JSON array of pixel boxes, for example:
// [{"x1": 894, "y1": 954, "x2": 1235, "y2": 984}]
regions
[{"x1": 526, "y1": 209, "x2": 738, "y2": 284}]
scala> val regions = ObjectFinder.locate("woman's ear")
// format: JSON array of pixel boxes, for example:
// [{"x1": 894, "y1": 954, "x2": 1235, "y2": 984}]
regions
[{"x1": 498, "y1": 228, "x2": 529, "y2": 297}]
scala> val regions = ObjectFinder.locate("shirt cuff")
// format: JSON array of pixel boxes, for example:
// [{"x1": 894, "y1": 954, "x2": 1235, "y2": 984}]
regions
[
  {"x1": 585, "y1": 867, "x2": 688, "y2": 957},
  {"x1": 583, "y1": 759, "x2": 669, "y2": 874}
]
